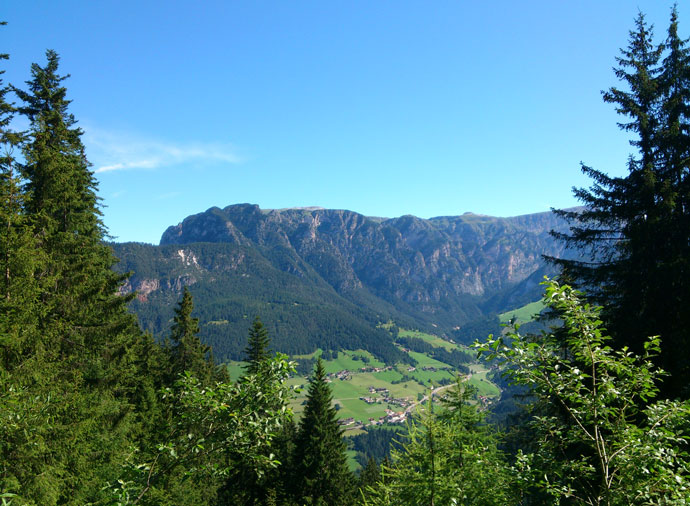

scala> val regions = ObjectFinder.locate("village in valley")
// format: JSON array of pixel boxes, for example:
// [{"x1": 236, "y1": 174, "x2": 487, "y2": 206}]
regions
[
  {"x1": 326, "y1": 363, "x2": 490, "y2": 430},
  {"x1": 271, "y1": 329, "x2": 503, "y2": 433}
]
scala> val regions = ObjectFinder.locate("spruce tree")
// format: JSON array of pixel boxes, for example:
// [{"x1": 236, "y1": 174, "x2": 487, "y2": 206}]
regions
[
  {"x1": 550, "y1": 10, "x2": 690, "y2": 398},
  {"x1": 14, "y1": 49, "x2": 141, "y2": 369},
  {"x1": 244, "y1": 316, "x2": 271, "y2": 374},
  {"x1": 357, "y1": 457, "x2": 381, "y2": 502},
  {"x1": 169, "y1": 286, "x2": 213, "y2": 383},
  {"x1": 7, "y1": 49, "x2": 146, "y2": 503},
  {"x1": 293, "y1": 358, "x2": 354, "y2": 506},
  {"x1": 220, "y1": 316, "x2": 280, "y2": 505}
]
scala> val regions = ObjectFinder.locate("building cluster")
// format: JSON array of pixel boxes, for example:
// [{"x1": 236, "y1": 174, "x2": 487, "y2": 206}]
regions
[
  {"x1": 359, "y1": 387, "x2": 412, "y2": 410},
  {"x1": 327, "y1": 365, "x2": 396, "y2": 382},
  {"x1": 327, "y1": 369, "x2": 353, "y2": 381},
  {"x1": 358, "y1": 365, "x2": 393, "y2": 373},
  {"x1": 368, "y1": 409, "x2": 408, "y2": 426}
]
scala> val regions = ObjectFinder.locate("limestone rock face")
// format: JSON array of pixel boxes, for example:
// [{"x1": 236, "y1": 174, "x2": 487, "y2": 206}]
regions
[{"x1": 158, "y1": 204, "x2": 571, "y2": 312}]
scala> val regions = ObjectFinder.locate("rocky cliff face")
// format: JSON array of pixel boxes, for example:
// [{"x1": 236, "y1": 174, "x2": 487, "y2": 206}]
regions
[{"x1": 160, "y1": 203, "x2": 568, "y2": 310}]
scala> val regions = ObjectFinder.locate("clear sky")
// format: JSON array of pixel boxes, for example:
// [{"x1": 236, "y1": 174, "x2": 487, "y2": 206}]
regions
[{"x1": 3, "y1": 1, "x2": 682, "y2": 244}]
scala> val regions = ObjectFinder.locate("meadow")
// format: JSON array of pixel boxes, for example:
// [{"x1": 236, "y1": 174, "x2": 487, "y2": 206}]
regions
[{"x1": 498, "y1": 300, "x2": 544, "y2": 324}]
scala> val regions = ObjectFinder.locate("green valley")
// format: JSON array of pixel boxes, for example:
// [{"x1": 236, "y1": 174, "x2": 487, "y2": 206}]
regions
[{"x1": 231, "y1": 328, "x2": 501, "y2": 433}]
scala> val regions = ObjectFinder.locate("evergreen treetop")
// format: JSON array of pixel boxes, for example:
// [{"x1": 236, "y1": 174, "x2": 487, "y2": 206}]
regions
[
  {"x1": 294, "y1": 357, "x2": 354, "y2": 505},
  {"x1": 244, "y1": 316, "x2": 271, "y2": 374},
  {"x1": 15, "y1": 49, "x2": 102, "y2": 238},
  {"x1": 169, "y1": 286, "x2": 213, "y2": 383}
]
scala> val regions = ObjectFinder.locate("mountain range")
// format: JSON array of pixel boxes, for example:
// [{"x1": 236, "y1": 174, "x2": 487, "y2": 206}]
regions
[{"x1": 112, "y1": 204, "x2": 573, "y2": 362}]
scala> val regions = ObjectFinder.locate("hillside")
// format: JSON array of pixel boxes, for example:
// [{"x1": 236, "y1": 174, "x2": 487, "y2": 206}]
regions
[{"x1": 112, "y1": 204, "x2": 573, "y2": 362}]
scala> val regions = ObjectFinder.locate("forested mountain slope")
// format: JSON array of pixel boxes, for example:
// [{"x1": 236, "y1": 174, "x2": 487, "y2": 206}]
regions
[{"x1": 112, "y1": 204, "x2": 571, "y2": 361}]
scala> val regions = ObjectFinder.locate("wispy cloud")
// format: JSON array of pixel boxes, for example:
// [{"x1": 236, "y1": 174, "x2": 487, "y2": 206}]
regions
[
  {"x1": 83, "y1": 127, "x2": 242, "y2": 174},
  {"x1": 156, "y1": 191, "x2": 181, "y2": 200}
]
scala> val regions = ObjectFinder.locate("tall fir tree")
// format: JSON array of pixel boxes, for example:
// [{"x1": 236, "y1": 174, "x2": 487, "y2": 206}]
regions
[
  {"x1": 14, "y1": 49, "x2": 142, "y2": 374},
  {"x1": 219, "y1": 315, "x2": 282, "y2": 505},
  {"x1": 357, "y1": 457, "x2": 381, "y2": 503},
  {"x1": 169, "y1": 286, "x2": 214, "y2": 384},
  {"x1": 550, "y1": 10, "x2": 690, "y2": 398},
  {"x1": 293, "y1": 358, "x2": 354, "y2": 506},
  {"x1": 5, "y1": 49, "x2": 147, "y2": 503},
  {"x1": 244, "y1": 315, "x2": 271, "y2": 374}
]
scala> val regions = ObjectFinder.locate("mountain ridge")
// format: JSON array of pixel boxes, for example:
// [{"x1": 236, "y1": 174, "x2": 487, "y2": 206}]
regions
[{"x1": 113, "y1": 204, "x2": 573, "y2": 361}]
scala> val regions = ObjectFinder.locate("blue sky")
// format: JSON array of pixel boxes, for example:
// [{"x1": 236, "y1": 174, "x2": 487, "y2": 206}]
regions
[{"x1": 3, "y1": 1, "x2": 682, "y2": 243}]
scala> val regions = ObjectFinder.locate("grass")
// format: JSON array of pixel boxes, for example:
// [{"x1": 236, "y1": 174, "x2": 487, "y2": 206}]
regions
[
  {"x1": 274, "y1": 331, "x2": 504, "y2": 469},
  {"x1": 291, "y1": 349, "x2": 322, "y2": 359},
  {"x1": 346, "y1": 450, "x2": 361, "y2": 472},
  {"x1": 322, "y1": 350, "x2": 385, "y2": 374},
  {"x1": 284, "y1": 337, "x2": 502, "y2": 423},
  {"x1": 398, "y1": 329, "x2": 461, "y2": 351},
  {"x1": 468, "y1": 370, "x2": 501, "y2": 397},
  {"x1": 406, "y1": 351, "x2": 452, "y2": 369},
  {"x1": 373, "y1": 369, "x2": 404, "y2": 382},
  {"x1": 287, "y1": 366, "x2": 429, "y2": 423},
  {"x1": 498, "y1": 300, "x2": 545, "y2": 324},
  {"x1": 333, "y1": 395, "x2": 388, "y2": 422},
  {"x1": 407, "y1": 368, "x2": 455, "y2": 385}
]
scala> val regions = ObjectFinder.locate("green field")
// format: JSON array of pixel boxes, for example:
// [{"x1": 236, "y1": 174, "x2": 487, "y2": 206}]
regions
[
  {"x1": 498, "y1": 300, "x2": 545, "y2": 324},
  {"x1": 398, "y1": 329, "x2": 462, "y2": 351},
  {"x1": 322, "y1": 350, "x2": 385, "y2": 374},
  {"x1": 346, "y1": 450, "x2": 361, "y2": 472},
  {"x1": 288, "y1": 365, "x2": 429, "y2": 423},
  {"x1": 292, "y1": 350, "x2": 320, "y2": 359},
  {"x1": 287, "y1": 354, "x2": 494, "y2": 424},
  {"x1": 468, "y1": 370, "x2": 501, "y2": 397},
  {"x1": 374, "y1": 369, "x2": 404, "y2": 382},
  {"x1": 406, "y1": 350, "x2": 453, "y2": 369},
  {"x1": 408, "y1": 368, "x2": 455, "y2": 385},
  {"x1": 224, "y1": 327, "x2": 501, "y2": 478}
]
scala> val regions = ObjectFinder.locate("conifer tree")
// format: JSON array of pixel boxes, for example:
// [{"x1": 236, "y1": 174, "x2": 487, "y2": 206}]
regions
[
  {"x1": 14, "y1": 49, "x2": 141, "y2": 368},
  {"x1": 6, "y1": 49, "x2": 146, "y2": 503},
  {"x1": 358, "y1": 457, "x2": 381, "y2": 503},
  {"x1": 169, "y1": 286, "x2": 213, "y2": 383},
  {"x1": 550, "y1": 10, "x2": 690, "y2": 397},
  {"x1": 219, "y1": 316, "x2": 284, "y2": 505},
  {"x1": 244, "y1": 316, "x2": 271, "y2": 374},
  {"x1": 293, "y1": 358, "x2": 354, "y2": 506}
]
